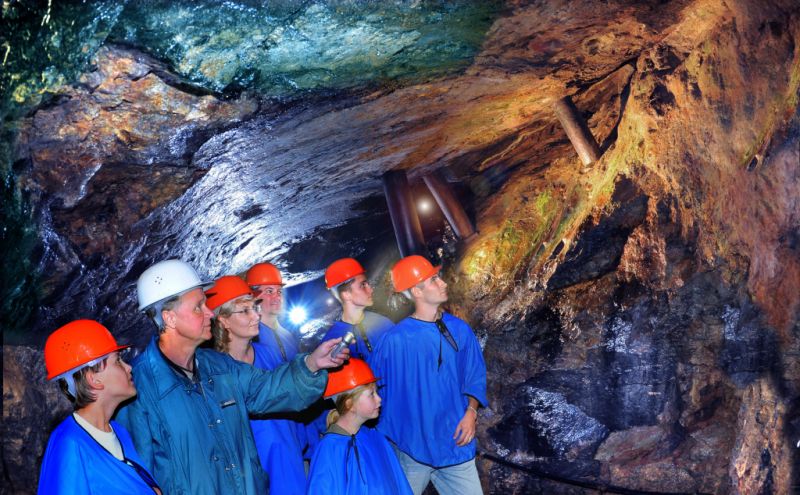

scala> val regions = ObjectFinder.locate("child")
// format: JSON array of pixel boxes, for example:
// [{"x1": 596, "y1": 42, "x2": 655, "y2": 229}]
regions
[
  {"x1": 307, "y1": 359, "x2": 412, "y2": 495},
  {"x1": 38, "y1": 320, "x2": 161, "y2": 494}
]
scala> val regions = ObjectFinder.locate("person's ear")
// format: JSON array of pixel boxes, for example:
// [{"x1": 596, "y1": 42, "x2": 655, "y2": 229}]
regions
[
  {"x1": 340, "y1": 289, "x2": 352, "y2": 303},
  {"x1": 85, "y1": 370, "x2": 105, "y2": 391},
  {"x1": 218, "y1": 315, "x2": 230, "y2": 330},
  {"x1": 162, "y1": 308, "x2": 177, "y2": 329}
]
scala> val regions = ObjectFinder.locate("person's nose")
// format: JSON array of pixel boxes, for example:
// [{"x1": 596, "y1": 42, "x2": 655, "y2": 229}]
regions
[{"x1": 203, "y1": 304, "x2": 214, "y2": 318}]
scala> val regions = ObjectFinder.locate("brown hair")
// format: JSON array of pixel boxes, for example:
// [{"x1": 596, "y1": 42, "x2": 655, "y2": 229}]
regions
[
  {"x1": 211, "y1": 294, "x2": 255, "y2": 353},
  {"x1": 58, "y1": 358, "x2": 108, "y2": 410},
  {"x1": 325, "y1": 382, "x2": 376, "y2": 429},
  {"x1": 331, "y1": 278, "x2": 356, "y2": 303}
]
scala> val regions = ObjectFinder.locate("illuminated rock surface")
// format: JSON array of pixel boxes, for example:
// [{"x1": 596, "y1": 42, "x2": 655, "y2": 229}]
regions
[{"x1": 2, "y1": 0, "x2": 799, "y2": 493}]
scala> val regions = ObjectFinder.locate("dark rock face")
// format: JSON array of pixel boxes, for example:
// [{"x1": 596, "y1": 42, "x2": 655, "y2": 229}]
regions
[
  {"x1": 2, "y1": 0, "x2": 800, "y2": 494},
  {"x1": 2, "y1": 346, "x2": 72, "y2": 494}
]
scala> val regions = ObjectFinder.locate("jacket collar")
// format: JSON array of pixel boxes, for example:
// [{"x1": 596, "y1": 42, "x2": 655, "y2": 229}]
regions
[{"x1": 143, "y1": 337, "x2": 199, "y2": 399}]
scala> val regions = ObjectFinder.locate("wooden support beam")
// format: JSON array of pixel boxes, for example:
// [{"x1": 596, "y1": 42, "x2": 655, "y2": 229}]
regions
[
  {"x1": 382, "y1": 170, "x2": 426, "y2": 258},
  {"x1": 422, "y1": 170, "x2": 476, "y2": 241},
  {"x1": 553, "y1": 95, "x2": 602, "y2": 166}
]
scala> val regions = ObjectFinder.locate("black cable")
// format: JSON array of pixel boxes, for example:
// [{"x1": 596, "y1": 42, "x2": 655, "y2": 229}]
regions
[{"x1": 479, "y1": 451, "x2": 712, "y2": 495}]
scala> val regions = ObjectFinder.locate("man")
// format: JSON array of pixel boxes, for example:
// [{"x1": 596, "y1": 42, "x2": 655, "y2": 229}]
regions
[
  {"x1": 116, "y1": 259, "x2": 347, "y2": 495},
  {"x1": 321, "y1": 257, "x2": 394, "y2": 363},
  {"x1": 371, "y1": 255, "x2": 487, "y2": 495},
  {"x1": 246, "y1": 262, "x2": 299, "y2": 368},
  {"x1": 244, "y1": 262, "x2": 309, "y2": 494}
]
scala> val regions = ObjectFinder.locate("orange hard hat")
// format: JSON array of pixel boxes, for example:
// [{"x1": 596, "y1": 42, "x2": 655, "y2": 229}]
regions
[
  {"x1": 44, "y1": 319, "x2": 130, "y2": 381},
  {"x1": 205, "y1": 276, "x2": 254, "y2": 311},
  {"x1": 325, "y1": 258, "x2": 366, "y2": 289},
  {"x1": 324, "y1": 358, "x2": 378, "y2": 398},
  {"x1": 246, "y1": 262, "x2": 284, "y2": 287},
  {"x1": 391, "y1": 255, "x2": 441, "y2": 292}
]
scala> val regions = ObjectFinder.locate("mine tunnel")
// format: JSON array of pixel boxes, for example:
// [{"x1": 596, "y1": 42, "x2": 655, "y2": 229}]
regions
[{"x1": 2, "y1": 1, "x2": 800, "y2": 494}]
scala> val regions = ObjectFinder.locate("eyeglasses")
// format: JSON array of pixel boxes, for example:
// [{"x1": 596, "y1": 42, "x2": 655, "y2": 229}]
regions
[
  {"x1": 252, "y1": 286, "x2": 283, "y2": 296},
  {"x1": 229, "y1": 305, "x2": 261, "y2": 316}
]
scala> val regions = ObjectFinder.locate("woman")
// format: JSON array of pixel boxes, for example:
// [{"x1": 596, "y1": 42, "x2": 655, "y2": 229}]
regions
[
  {"x1": 39, "y1": 319, "x2": 161, "y2": 494},
  {"x1": 206, "y1": 275, "x2": 309, "y2": 495},
  {"x1": 306, "y1": 358, "x2": 412, "y2": 495}
]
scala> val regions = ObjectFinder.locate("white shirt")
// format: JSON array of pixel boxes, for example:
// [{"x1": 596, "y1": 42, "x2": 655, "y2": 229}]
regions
[{"x1": 73, "y1": 412, "x2": 123, "y2": 460}]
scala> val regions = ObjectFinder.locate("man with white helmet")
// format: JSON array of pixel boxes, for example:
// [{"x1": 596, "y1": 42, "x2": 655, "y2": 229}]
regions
[
  {"x1": 116, "y1": 259, "x2": 348, "y2": 495},
  {"x1": 371, "y1": 255, "x2": 487, "y2": 495}
]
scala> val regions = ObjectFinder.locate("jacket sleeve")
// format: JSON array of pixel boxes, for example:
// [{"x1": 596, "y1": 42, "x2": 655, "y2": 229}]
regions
[
  {"x1": 461, "y1": 326, "x2": 488, "y2": 407},
  {"x1": 306, "y1": 441, "x2": 346, "y2": 495},
  {"x1": 115, "y1": 400, "x2": 156, "y2": 472},
  {"x1": 38, "y1": 432, "x2": 91, "y2": 495},
  {"x1": 236, "y1": 352, "x2": 327, "y2": 414}
]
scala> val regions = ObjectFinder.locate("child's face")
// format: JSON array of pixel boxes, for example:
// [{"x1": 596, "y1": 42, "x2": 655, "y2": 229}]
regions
[{"x1": 352, "y1": 384, "x2": 382, "y2": 420}]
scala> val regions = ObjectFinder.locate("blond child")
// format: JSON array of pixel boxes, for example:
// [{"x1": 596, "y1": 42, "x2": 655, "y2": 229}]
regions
[{"x1": 306, "y1": 359, "x2": 412, "y2": 495}]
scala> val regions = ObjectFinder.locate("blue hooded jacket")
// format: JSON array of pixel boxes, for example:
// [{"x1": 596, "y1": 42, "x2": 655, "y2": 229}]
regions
[
  {"x1": 321, "y1": 311, "x2": 393, "y2": 364},
  {"x1": 38, "y1": 415, "x2": 159, "y2": 494},
  {"x1": 307, "y1": 426, "x2": 412, "y2": 495},
  {"x1": 371, "y1": 313, "x2": 487, "y2": 467},
  {"x1": 257, "y1": 321, "x2": 299, "y2": 364},
  {"x1": 116, "y1": 337, "x2": 326, "y2": 495},
  {"x1": 250, "y1": 340, "x2": 308, "y2": 495}
]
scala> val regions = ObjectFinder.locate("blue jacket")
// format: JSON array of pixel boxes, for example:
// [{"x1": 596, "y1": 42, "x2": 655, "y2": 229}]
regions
[
  {"x1": 257, "y1": 321, "x2": 300, "y2": 365},
  {"x1": 116, "y1": 337, "x2": 326, "y2": 495},
  {"x1": 321, "y1": 312, "x2": 394, "y2": 364},
  {"x1": 307, "y1": 426, "x2": 412, "y2": 495},
  {"x1": 371, "y1": 313, "x2": 487, "y2": 467},
  {"x1": 38, "y1": 415, "x2": 159, "y2": 494},
  {"x1": 251, "y1": 342, "x2": 308, "y2": 495}
]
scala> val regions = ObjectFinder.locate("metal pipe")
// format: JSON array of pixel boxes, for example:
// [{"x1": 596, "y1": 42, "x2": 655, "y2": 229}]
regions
[
  {"x1": 382, "y1": 170, "x2": 426, "y2": 258},
  {"x1": 422, "y1": 170, "x2": 476, "y2": 240},
  {"x1": 553, "y1": 95, "x2": 602, "y2": 166}
]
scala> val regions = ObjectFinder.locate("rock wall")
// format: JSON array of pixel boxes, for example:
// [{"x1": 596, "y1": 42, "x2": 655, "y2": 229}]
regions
[{"x1": 453, "y1": 0, "x2": 800, "y2": 493}]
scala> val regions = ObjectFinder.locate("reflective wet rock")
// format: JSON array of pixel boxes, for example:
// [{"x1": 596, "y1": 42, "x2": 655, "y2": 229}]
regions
[{"x1": 490, "y1": 386, "x2": 609, "y2": 461}]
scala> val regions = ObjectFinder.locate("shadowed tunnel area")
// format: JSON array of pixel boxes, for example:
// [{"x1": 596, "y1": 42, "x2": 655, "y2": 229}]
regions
[{"x1": 2, "y1": 1, "x2": 800, "y2": 493}]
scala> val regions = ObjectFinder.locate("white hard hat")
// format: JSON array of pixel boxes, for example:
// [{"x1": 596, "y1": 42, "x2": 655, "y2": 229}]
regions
[{"x1": 137, "y1": 259, "x2": 209, "y2": 311}]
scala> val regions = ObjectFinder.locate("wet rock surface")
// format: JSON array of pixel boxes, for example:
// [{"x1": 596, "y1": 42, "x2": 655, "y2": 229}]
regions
[{"x1": 3, "y1": 0, "x2": 800, "y2": 494}]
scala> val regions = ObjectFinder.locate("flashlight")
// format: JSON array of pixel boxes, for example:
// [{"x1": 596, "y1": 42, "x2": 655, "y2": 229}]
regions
[{"x1": 331, "y1": 332, "x2": 355, "y2": 359}]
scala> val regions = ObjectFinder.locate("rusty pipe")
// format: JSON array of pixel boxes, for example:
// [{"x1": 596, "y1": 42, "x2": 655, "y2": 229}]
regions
[
  {"x1": 422, "y1": 170, "x2": 476, "y2": 240},
  {"x1": 553, "y1": 95, "x2": 602, "y2": 166},
  {"x1": 382, "y1": 170, "x2": 426, "y2": 258}
]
